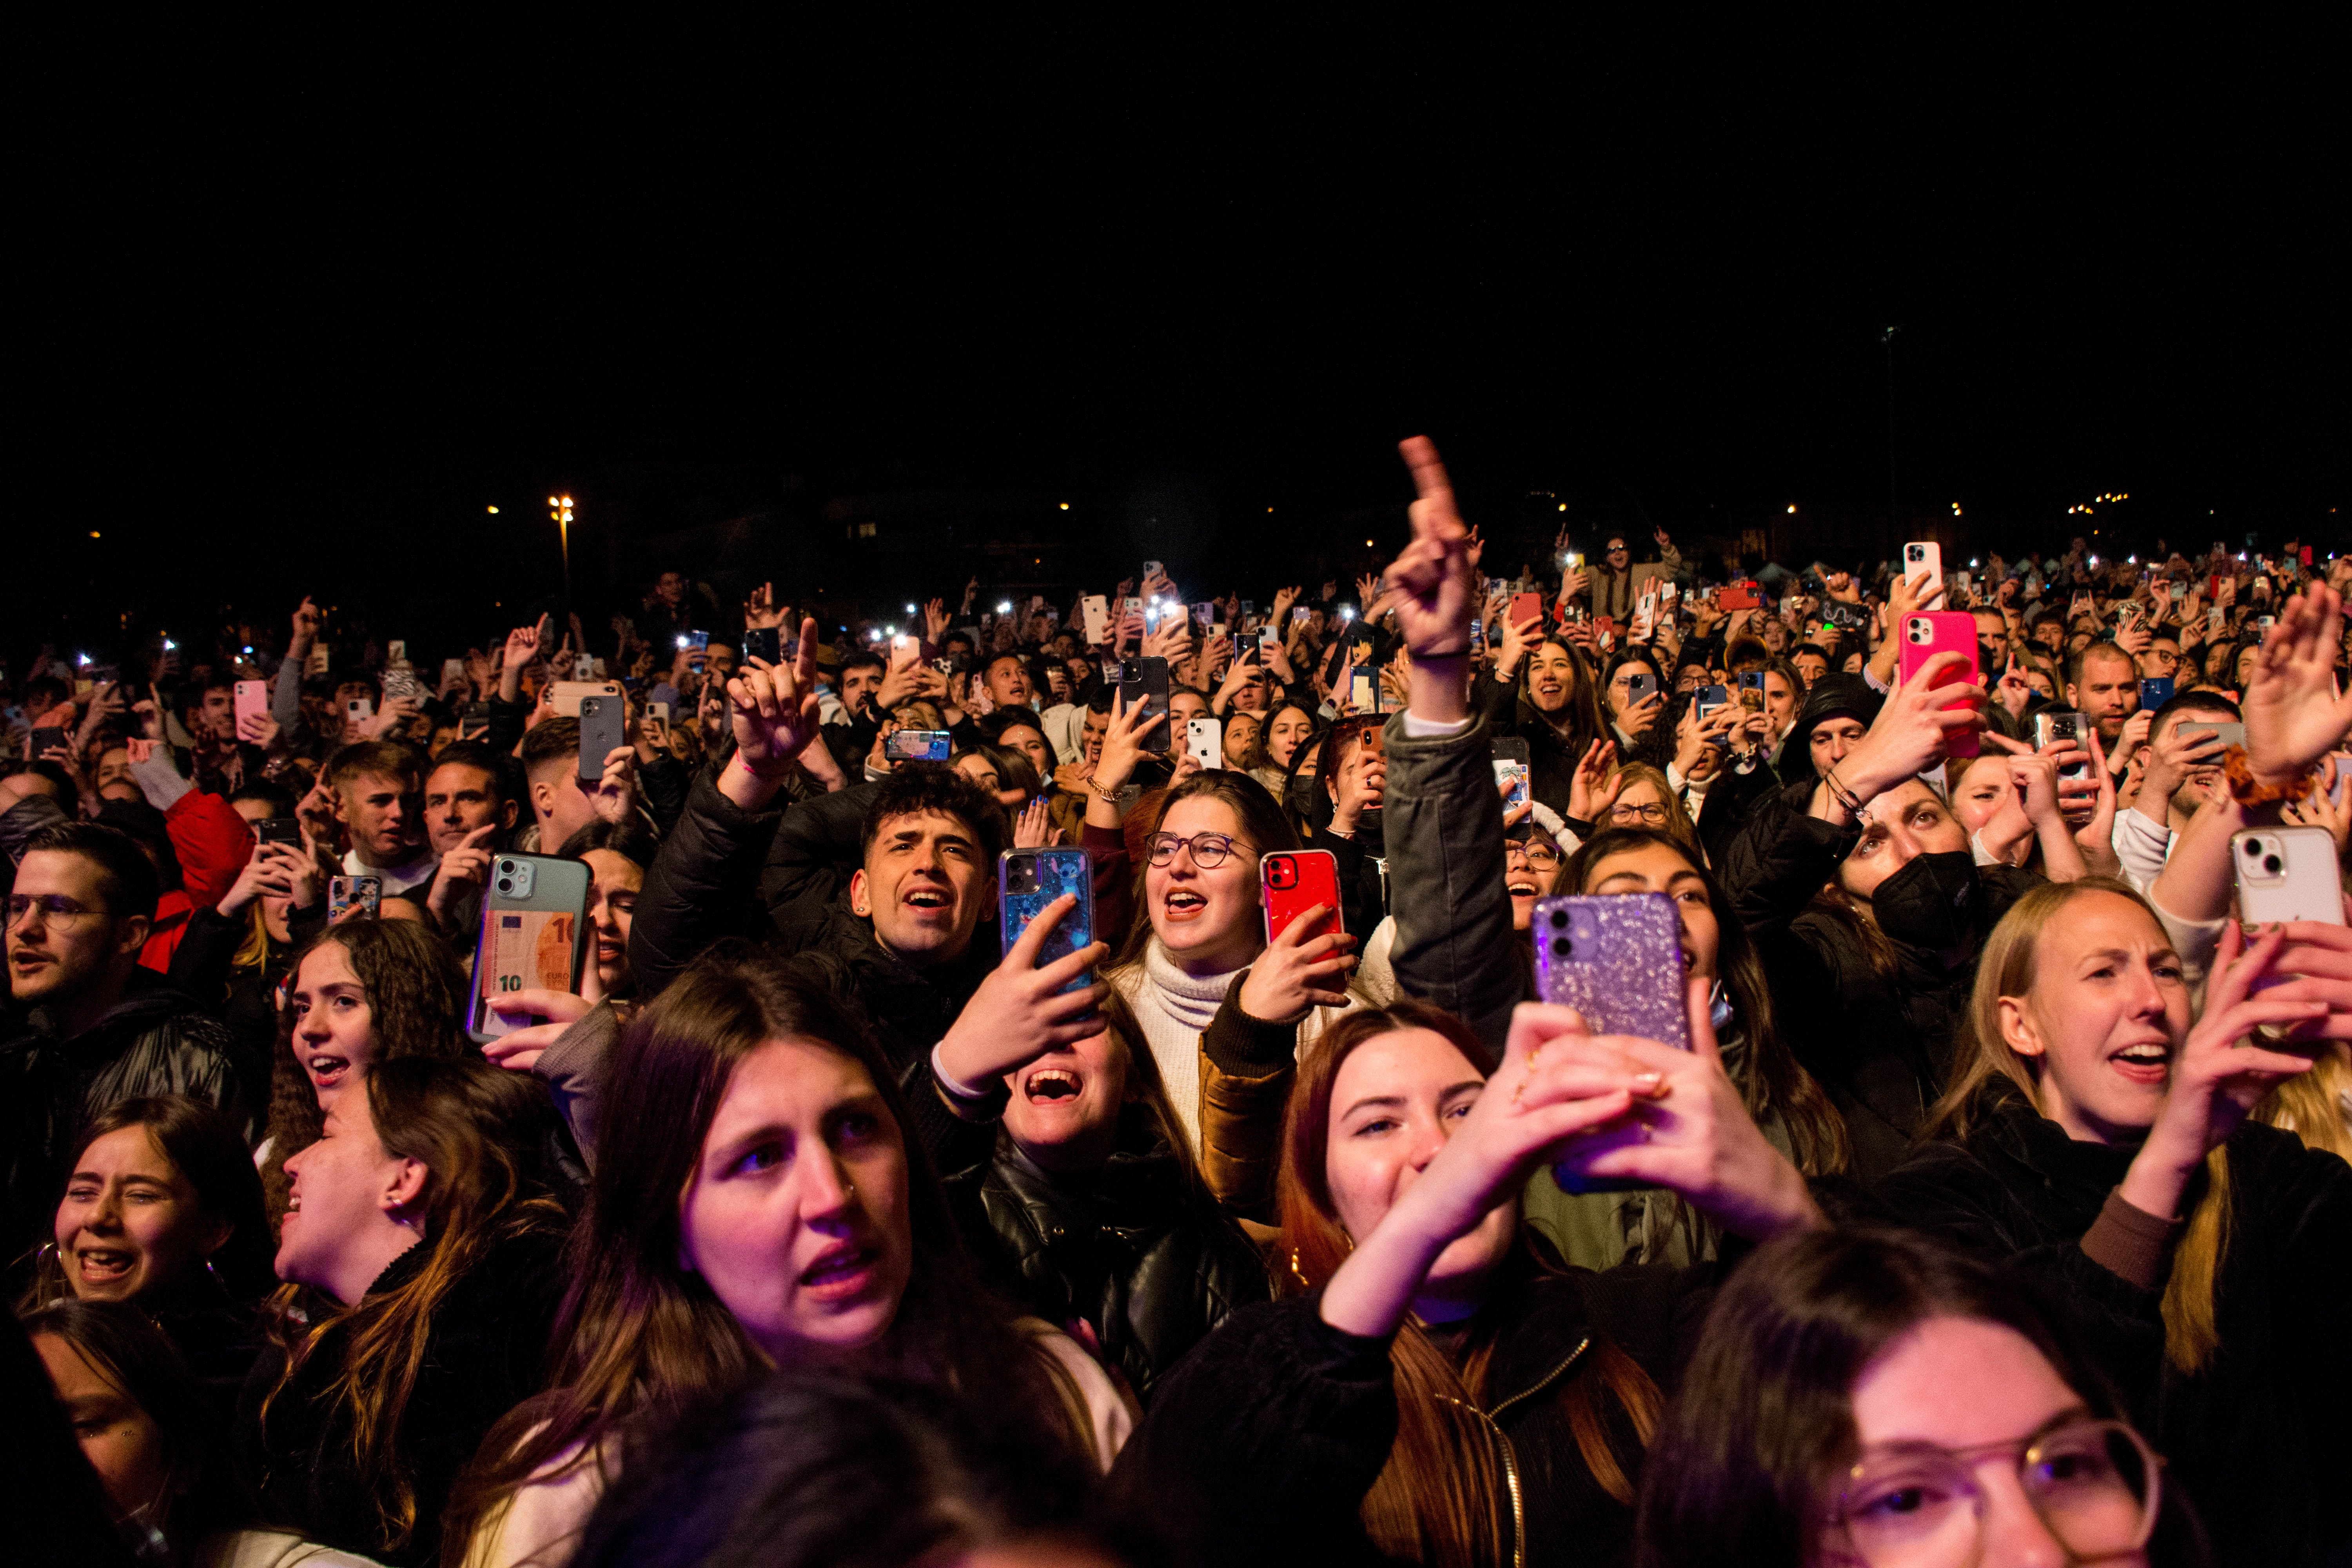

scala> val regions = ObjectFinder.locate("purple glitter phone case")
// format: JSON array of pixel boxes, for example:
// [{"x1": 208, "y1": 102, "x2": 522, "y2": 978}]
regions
[{"x1": 1530, "y1": 892, "x2": 1690, "y2": 1194}]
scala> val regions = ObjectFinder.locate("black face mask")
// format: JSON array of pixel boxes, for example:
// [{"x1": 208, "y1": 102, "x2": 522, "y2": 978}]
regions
[
  {"x1": 1287, "y1": 776, "x2": 1319, "y2": 818},
  {"x1": 1871, "y1": 850, "x2": 1984, "y2": 953}
]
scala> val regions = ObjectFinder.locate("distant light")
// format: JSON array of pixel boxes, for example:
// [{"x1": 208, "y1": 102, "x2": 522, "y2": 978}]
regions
[
  {"x1": 1364, "y1": 539, "x2": 1374, "y2": 547},
  {"x1": 243, "y1": 646, "x2": 254, "y2": 655},
  {"x1": 1969, "y1": 559, "x2": 1980, "y2": 568},
  {"x1": 88, "y1": 530, "x2": 101, "y2": 538},
  {"x1": 548, "y1": 496, "x2": 559, "y2": 506},
  {"x1": 1557, "y1": 503, "x2": 1567, "y2": 513},
  {"x1": 887, "y1": 627, "x2": 899, "y2": 637},
  {"x1": 1786, "y1": 505, "x2": 1797, "y2": 514},
  {"x1": 997, "y1": 601, "x2": 1012, "y2": 614},
  {"x1": 78, "y1": 653, "x2": 91, "y2": 666},
  {"x1": 1266, "y1": 506, "x2": 1274, "y2": 514},
  {"x1": 868, "y1": 628, "x2": 883, "y2": 641},
  {"x1": 1058, "y1": 502, "x2": 1070, "y2": 510},
  {"x1": 2088, "y1": 555, "x2": 2100, "y2": 566},
  {"x1": 163, "y1": 639, "x2": 176, "y2": 651},
  {"x1": 1340, "y1": 607, "x2": 1355, "y2": 621},
  {"x1": 905, "y1": 603, "x2": 917, "y2": 615},
  {"x1": 486, "y1": 505, "x2": 499, "y2": 514}
]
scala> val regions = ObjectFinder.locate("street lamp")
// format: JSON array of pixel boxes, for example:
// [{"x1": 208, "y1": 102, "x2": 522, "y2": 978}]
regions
[{"x1": 548, "y1": 495, "x2": 575, "y2": 605}]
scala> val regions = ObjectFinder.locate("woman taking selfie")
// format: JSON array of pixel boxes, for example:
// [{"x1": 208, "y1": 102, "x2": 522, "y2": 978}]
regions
[
  {"x1": 1114, "y1": 993, "x2": 1824, "y2": 1568},
  {"x1": 258, "y1": 919, "x2": 472, "y2": 1221},
  {"x1": 27, "y1": 1095, "x2": 274, "y2": 1416},
  {"x1": 1477, "y1": 617, "x2": 1608, "y2": 815},
  {"x1": 448, "y1": 951, "x2": 1129, "y2": 1568},
  {"x1": 1635, "y1": 1227, "x2": 2196, "y2": 1567},
  {"x1": 240, "y1": 1056, "x2": 570, "y2": 1568},
  {"x1": 1877, "y1": 878, "x2": 2351, "y2": 1567}
]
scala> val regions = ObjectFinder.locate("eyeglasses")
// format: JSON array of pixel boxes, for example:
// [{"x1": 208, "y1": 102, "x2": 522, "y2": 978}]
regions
[
  {"x1": 1609, "y1": 802, "x2": 1670, "y2": 824},
  {"x1": 1146, "y1": 832, "x2": 1252, "y2": 869},
  {"x1": 1506, "y1": 841, "x2": 1562, "y2": 871},
  {"x1": 1822, "y1": 1417, "x2": 2161, "y2": 1568},
  {"x1": 5, "y1": 894, "x2": 106, "y2": 929}
]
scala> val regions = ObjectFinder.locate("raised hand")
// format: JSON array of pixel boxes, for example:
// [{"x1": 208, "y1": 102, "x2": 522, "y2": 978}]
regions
[
  {"x1": 720, "y1": 617, "x2": 824, "y2": 805},
  {"x1": 1238, "y1": 904, "x2": 1358, "y2": 1022},
  {"x1": 427, "y1": 824, "x2": 498, "y2": 927},
  {"x1": 291, "y1": 597, "x2": 322, "y2": 645},
  {"x1": 1385, "y1": 436, "x2": 1476, "y2": 663},
  {"x1": 935, "y1": 895, "x2": 1110, "y2": 1091},
  {"x1": 2243, "y1": 583, "x2": 2352, "y2": 788},
  {"x1": 743, "y1": 581, "x2": 788, "y2": 631},
  {"x1": 1013, "y1": 797, "x2": 1056, "y2": 849}
]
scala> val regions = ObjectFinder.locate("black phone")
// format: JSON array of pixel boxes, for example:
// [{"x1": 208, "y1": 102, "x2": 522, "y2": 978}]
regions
[
  {"x1": 255, "y1": 818, "x2": 302, "y2": 847},
  {"x1": 26, "y1": 725, "x2": 67, "y2": 761},
  {"x1": 461, "y1": 701, "x2": 493, "y2": 739},
  {"x1": 741, "y1": 627, "x2": 782, "y2": 666},
  {"x1": 578, "y1": 696, "x2": 625, "y2": 781},
  {"x1": 1119, "y1": 657, "x2": 1172, "y2": 754}
]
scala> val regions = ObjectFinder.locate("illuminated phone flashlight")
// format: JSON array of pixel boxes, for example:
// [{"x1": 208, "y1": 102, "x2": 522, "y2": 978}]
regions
[
  {"x1": 867, "y1": 628, "x2": 883, "y2": 642},
  {"x1": 1340, "y1": 606, "x2": 1356, "y2": 621},
  {"x1": 78, "y1": 653, "x2": 91, "y2": 666},
  {"x1": 163, "y1": 639, "x2": 176, "y2": 651},
  {"x1": 996, "y1": 601, "x2": 1013, "y2": 615},
  {"x1": 675, "y1": 635, "x2": 689, "y2": 649},
  {"x1": 242, "y1": 646, "x2": 254, "y2": 655},
  {"x1": 906, "y1": 603, "x2": 917, "y2": 615}
]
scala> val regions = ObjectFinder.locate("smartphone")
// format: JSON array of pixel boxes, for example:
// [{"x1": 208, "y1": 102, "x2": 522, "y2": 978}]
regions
[
  {"x1": 1082, "y1": 595, "x2": 1109, "y2": 644},
  {"x1": 1623, "y1": 668, "x2": 1657, "y2": 705},
  {"x1": 441, "y1": 657, "x2": 466, "y2": 688},
  {"x1": 1290, "y1": 606, "x2": 1311, "y2": 628},
  {"x1": 549, "y1": 680, "x2": 622, "y2": 718},
  {"x1": 1240, "y1": 599, "x2": 1256, "y2": 617},
  {"x1": 1737, "y1": 670, "x2": 1766, "y2": 710},
  {"x1": 1191, "y1": 601, "x2": 1216, "y2": 629},
  {"x1": 2034, "y1": 710, "x2": 2092, "y2": 780},
  {"x1": 1897, "y1": 612, "x2": 1982, "y2": 760},
  {"x1": 1492, "y1": 736, "x2": 1532, "y2": 815},
  {"x1": 2178, "y1": 720, "x2": 2245, "y2": 752},
  {"x1": 254, "y1": 817, "x2": 302, "y2": 848},
  {"x1": 1141, "y1": 560, "x2": 1165, "y2": 579},
  {"x1": 1123, "y1": 597, "x2": 1145, "y2": 619},
  {"x1": 570, "y1": 654, "x2": 596, "y2": 682},
  {"x1": 468, "y1": 854, "x2": 593, "y2": 1043},
  {"x1": 883, "y1": 728, "x2": 952, "y2": 763},
  {"x1": 345, "y1": 697, "x2": 375, "y2": 724},
  {"x1": 1000, "y1": 848, "x2": 1096, "y2": 993},
  {"x1": 328, "y1": 875, "x2": 381, "y2": 922},
  {"x1": 1172, "y1": 716, "x2": 1222, "y2": 770},
  {"x1": 1509, "y1": 591, "x2": 1543, "y2": 628},
  {"x1": 644, "y1": 701, "x2": 671, "y2": 744},
  {"x1": 2206, "y1": 606, "x2": 2225, "y2": 634},
  {"x1": 2139, "y1": 677, "x2": 2175, "y2": 710},
  {"x1": 461, "y1": 701, "x2": 494, "y2": 739},
  {"x1": 1119, "y1": 657, "x2": 1171, "y2": 753},
  {"x1": 234, "y1": 679, "x2": 269, "y2": 731},
  {"x1": 2232, "y1": 829, "x2": 2346, "y2": 927},
  {"x1": 1903, "y1": 541, "x2": 1943, "y2": 591},
  {"x1": 2170, "y1": 581, "x2": 2187, "y2": 602},
  {"x1": 387, "y1": 640, "x2": 408, "y2": 668},
  {"x1": 1532, "y1": 892, "x2": 1690, "y2": 1196},
  {"x1": 1349, "y1": 669, "x2": 1380, "y2": 715},
  {"x1": 25, "y1": 724, "x2": 67, "y2": 761},
  {"x1": 741, "y1": 627, "x2": 782, "y2": 666},
  {"x1": 1693, "y1": 683, "x2": 1731, "y2": 723},
  {"x1": 577, "y1": 695, "x2": 625, "y2": 780},
  {"x1": 680, "y1": 630, "x2": 710, "y2": 674},
  {"x1": 1142, "y1": 601, "x2": 1165, "y2": 636},
  {"x1": 1717, "y1": 583, "x2": 1763, "y2": 612},
  {"x1": 1261, "y1": 849, "x2": 1343, "y2": 945}
]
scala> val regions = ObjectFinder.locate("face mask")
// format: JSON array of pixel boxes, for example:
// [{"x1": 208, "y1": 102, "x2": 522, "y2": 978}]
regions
[
  {"x1": 1287, "y1": 776, "x2": 1319, "y2": 817},
  {"x1": 1870, "y1": 849, "x2": 1983, "y2": 952}
]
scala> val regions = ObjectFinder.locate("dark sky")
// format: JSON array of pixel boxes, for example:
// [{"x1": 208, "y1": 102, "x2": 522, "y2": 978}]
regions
[{"x1": 21, "y1": 47, "x2": 2343, "y2": 649}]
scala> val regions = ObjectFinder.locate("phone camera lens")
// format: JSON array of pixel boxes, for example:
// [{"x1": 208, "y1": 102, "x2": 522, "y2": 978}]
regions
[
  {"x1": 1548, "y1": 909, "x2": 1568, "y2": 929},
  {"x1": 496, "y1": 879, "x2": 512, "y2": 894},
  {"x1": 2264, "y1": 855, "x2": 2283, "y2": 875},
  {"x1": 2243, "y1": 839, "x2": 2263, "y2": 857},
  {"x1": 1551, "y1": 937, "x2": 1573, "y2": 958}
]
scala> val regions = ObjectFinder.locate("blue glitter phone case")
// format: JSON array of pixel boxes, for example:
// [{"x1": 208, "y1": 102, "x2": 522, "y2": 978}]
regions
[
  {"x1": 1000, "y1": 848, "x2": 1094, "y2": 993},
  {"x1": 1530, "y1": 893, "x2": 1690, "y2": 1194}
]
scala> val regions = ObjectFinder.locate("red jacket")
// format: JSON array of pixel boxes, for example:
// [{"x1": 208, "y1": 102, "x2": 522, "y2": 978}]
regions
[{"x1": 139, "y1": 790, "x2": 254, "y2": 972}]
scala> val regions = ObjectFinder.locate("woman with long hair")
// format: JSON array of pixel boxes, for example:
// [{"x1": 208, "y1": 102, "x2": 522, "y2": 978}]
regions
[
  {"x1": 1874, "y1": 877, "x2": 2350, "y2": 1567},
  {"x1": 1635, "y1": 1227, "x2": 2195, "y2": 1567},
  {"x1": 1112, "y1": 993, "x2": 1824, "y2": 1568},
  {"x1": 447, "y1": 950, "x2": 1129, "y2": 1568},
  {"x1": 1254, "y1": 700, "x2": 1319, "y2": 799},
  {"x1": 1477, "y1": 615, "x2": 1609, "y2": 815},
  {"x1": 258, "y1": 918, "x2": 472, "y2": 1223},
  {"x1": 238, "y1": 1056, "x2": 571, "y2": 1568},
  {"x1": 26, "y1": 1095, "x2": 274, "y2": 1417},
  {"x1": 555, "y1": 817, "x2": 658, "y2": 1004}
]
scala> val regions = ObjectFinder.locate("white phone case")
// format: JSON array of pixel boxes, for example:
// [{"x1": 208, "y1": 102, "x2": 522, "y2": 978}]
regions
[
  {"x1": 2234, "y1": 828, "x2": 2345, "y2": 927},
  {"x1": 1186, "y1": 717, "x2": 1223, "y2": 769},
  {"x1": 1904, "y1": 540, "x2": 1943, "y2": 591}
]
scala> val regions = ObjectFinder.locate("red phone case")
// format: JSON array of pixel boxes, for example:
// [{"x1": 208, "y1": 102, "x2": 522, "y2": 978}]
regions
[
  {"x1": 1509, "y1": 592, "x2": 1543, "y2": 628},
  {"x1": 1897, "y1": 611, "x2": 1982, "y2": 760},
  {"x1": 1718, "y1": 584, "x2": 1762, "y2": 611},
  {"x1": 1262, "y1": 850, "x2": 1343, "y2": 945}
]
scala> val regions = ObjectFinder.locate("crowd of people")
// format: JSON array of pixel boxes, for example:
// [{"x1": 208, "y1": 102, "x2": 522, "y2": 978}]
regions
[{"x1": 5, "y1": 436, "x2": 2348, "y2": 1568}]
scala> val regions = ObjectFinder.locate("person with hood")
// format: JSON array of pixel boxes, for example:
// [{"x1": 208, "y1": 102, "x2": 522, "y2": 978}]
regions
[
  {"x1": 3, "y1": 822, "x2": 244, "y2": 1268},
  {"x1": 1712, "y1": 660, "x2": 2035, "y2": 1178}
]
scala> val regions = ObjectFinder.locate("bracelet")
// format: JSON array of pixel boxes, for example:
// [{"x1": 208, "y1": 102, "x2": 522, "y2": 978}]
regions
[
  {"x1": 1410, "y1": 643, "x2": 1471, "y2": 660},
  {"x1": 1822, "y1": 768, "x2": 1866, "y2": 816},
  {"x1": 1089, "y1": 773, "x2": 1123, "y2": 802}
]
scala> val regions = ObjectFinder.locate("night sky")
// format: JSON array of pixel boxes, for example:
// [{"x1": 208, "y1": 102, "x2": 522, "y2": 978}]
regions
[{"x1": 20, "y1": 49, "x2": 2342, "y2": 656}]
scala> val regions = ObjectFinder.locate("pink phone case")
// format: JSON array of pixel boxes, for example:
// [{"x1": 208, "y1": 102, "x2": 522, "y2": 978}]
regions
[{"x1": 1897, "y1": 612, "x2": 1982, "y2": 761}]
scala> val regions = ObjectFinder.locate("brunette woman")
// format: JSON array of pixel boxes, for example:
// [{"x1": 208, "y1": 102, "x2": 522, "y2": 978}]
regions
[
  {"x1": 448, "y1": 950, "x2": 1129, "y2": 1568},
  {"x1": 1112, "y1": 992, "x2": 1823, "y2": 1568},
  {"x1": 1478, "y1": 618, "x2": 1609, "y2": 815},
  {"x1": 1635, "y1": 1227, "x2": 2196, "y2": 1567},
  {"x1": 239, "y1": 1056, "x2": 569, "y2": 1567},
  {"x1": 1872, "y1": 880, "x2": 2350, "y2": 1567},
  {"x1": 258, "y1": 918, "x2": 472, "y2": 1222},
  {"x1": 1253, "y1": 700, "x2": 1319, "y2": 799},
  {"x1": 29, "y1": 1095, "x2": 273, "y2": 1417}
]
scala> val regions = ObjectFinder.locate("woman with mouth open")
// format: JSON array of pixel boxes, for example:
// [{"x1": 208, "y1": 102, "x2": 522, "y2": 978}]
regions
[
  {"x1": 1875, "y1": 879, "x2": 2352, "y2": 1568},
  {"x1": 446, "y1": 949, "x2": 1132, "y2": 1568}
]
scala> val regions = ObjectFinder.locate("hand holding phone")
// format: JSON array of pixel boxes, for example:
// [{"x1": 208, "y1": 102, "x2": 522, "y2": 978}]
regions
[{"x1": 1243, "y1": 850, "x2": 1354, "y2": 1017}]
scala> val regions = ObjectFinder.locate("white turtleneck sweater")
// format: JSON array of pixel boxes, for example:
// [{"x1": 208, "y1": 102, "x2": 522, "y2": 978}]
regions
[{"x1": 1112, "y1": 937, "x2": 1353, "y2": 1152}]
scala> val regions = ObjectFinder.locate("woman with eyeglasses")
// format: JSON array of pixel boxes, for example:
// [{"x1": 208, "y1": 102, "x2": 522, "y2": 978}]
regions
[{"x1": 1635, "y1": 1226, "x2": 2194, "y2": 1568}]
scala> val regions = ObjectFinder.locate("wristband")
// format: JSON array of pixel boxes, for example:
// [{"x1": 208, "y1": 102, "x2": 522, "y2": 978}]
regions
[
  {"x1": 1409, "y1": 643, "x2": 1471, "y2": 660},
  {"x1": 1822, "y1": 768, "x2": 1866, "y2": 817},
  {"x1": 930, "y1": 1042, "x2": 1010, "y2": 1121}
]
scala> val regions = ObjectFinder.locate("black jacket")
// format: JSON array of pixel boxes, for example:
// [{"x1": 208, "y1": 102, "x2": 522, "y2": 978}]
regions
[
  {"x1": 1, "y1": 971, "x2": 245, "y2": 1267},
  {"x1": 1714, "y1": 781, "x2": 2031, "y2": 1178},
  {"x1": 165, "y1": 901, "x2": 297, "y2": 1118},
  {"x1": 1475, "y1": 675, "x2": 1602, "y2": 818},
  {"x1": 1873, "y1": 1091, "x2": 2352, "y2": 1568},
  {"x1": 942, "y1": 1106, "x2": 1269, "y2": 1404},
  {"x1": 1111, "y1": 1243, "x2": 1713, "y2": 1568},
  {"x1": 234, "y1": 1226, "x2": 566, "y2": 1568}
]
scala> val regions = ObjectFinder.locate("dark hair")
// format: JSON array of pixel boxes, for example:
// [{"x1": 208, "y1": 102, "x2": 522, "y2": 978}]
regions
[
  {"x1": 21, "y1": 821, "x2": 160, "y2": 922},
  {"x1": 558, "y1": 816, "x2": 661, "y2": 869},
  {"x1": 2149, "y1": 690, "x2": 2242, "y2": 737},
  {"x1": 980, "y1": 706, "x2": 1045, "y2": 743},
  {"x1": 18, "y1": 1297, "x2": 227, "y2": 1542},
  {"x1": 27, "y1": 1096, "x2": 275, "y2": 1308},
  {"x1": 518, "y1": 718, "x2": 580, "y2": 780},
  {"x1": 1110, "y1": 770, "x2": 1298, "y2": 967},
  {"x1": 427, "y1": 740, "x2": 523, "y2": 811},
  {"x1": 837, "y1": 650, "x2": 885, "y2": 678},
  {"x1": 261, "y1": 1058, "x2": 568, "y2": 1556},
  {"x1": 446, "y1": 950, "x2": 1093, "y2": 1554},
  {"x1": 856, "y1": 762, "x2": 1005, "y2": 864},
  {"x1": 1633, "y1": 1229, "x2": 2145, "y2": 1568},
  {"x1": 324, "y1": 739, "x2": 424, "y2": 795},
  {"x1": 261, "y1": 920, "x2": 472, "y2": 1225},
  {"x1": 227, "y1": 779, "x2": 298, "y2": 821},
  {"x1": 572, "y1": 1369, "x2": 1107, "y2": 1568}
]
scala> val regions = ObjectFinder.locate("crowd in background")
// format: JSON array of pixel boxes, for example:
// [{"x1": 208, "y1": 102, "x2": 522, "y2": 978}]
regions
[{"x1": 5, "y1": 436, "x2": 2348, "y2": 1568}]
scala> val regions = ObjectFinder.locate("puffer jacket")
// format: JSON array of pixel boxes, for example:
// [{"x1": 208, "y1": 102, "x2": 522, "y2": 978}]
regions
[
  {"x1": 1872, "y1": 1087, "x2": 2352, "y2": 1568},
  {"x1": 942, "y1": 1105, "x2": 1270, "y2": 1403},
  {"x1": 1, "y1": 971, "x2": 244, "y2": 1266},
  {"x1": 1110, "y1": 1238, "x2": 1714, "y2": 1568},
  {"x1": 1712, "y1": 779, "x2": 2032, "y2": 1179}
]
